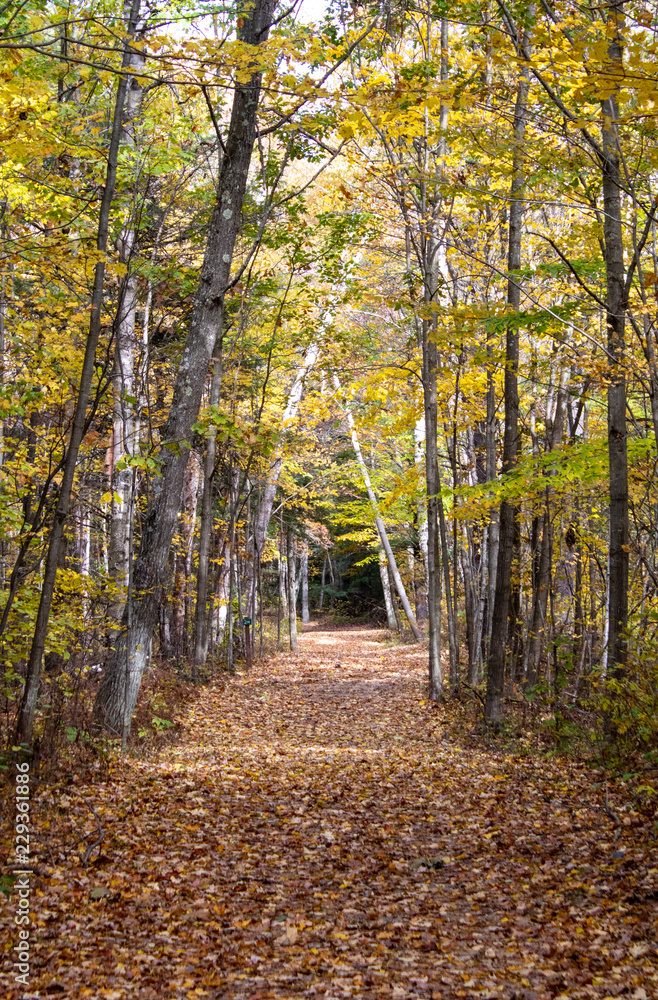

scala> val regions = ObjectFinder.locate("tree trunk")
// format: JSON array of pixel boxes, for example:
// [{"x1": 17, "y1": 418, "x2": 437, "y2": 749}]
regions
[
  {"x1": 486, "y1": 336, "x2": 499, "y2": 652},
  {"x1": 16, "y1": 0, "x2": 143, "y2": 745},
  {"x1": 436, "y1": 461, "x2": 458, "y2": 687},
  {"x1": 334, "y1": 375, "x2": 421, "y2": 641},
  {"x1": 106, "y1": 41, "x2": 145, "y2": 621},
  {"x1": 301, "y1": 543, "x2": 309, "y2": 623},
  {"x1": 601, "y1": 3, "x2": 628, "y2": 677},
  {"x1": 414, "y1": 413, "x2": 430, "y2": 621},
  {"x1": 193, "y1": 336, "x2": 223, "y2": 672},
  {"x1": 93, "y1": 0, "x2": 277, "y2": 735},
  {"x1": 171, "y1": 450, "x2": 201, "y2": 663},
  {"x1": 420, "y1": 21, "x2": 449, "y2": 701},
  {"x1": 423, "y1": 318, "x2": 443, "y2": 696},
  {"x1": 318, "y1": 554, "x2": 327, "y2": 612},
  {"x1": 526, "y1": 362, "x2": 568, "y2": 684},
  {"x1": 287, "y1": 529, "x2": 298, "y2": 652},
  {"x1": 485, "y1": 15, "x2": 533, "y2": 726},
  {"x1": 252, "y1": 344, "x2": 320, "y2": 556},
  {"x1": 227, "y1": 538, "x2": 236, "y2": 671},
  {"x1": 379, "y1": 547, "x2": 398, "y2": 630},
  {"x1": 526, "y1": 508, "x2": 551, "y2": 686},
  {"x1": 214, "y1": 555, "x2": 230, "y2": 646}
]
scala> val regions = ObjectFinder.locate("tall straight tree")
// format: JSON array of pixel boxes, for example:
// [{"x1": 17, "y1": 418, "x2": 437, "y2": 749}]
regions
[
  {"x1": 600, "y1": 1, "x2": 628, "y2": 676},
  {"x1": 192, "y1": 325, "x2": 223, "y2": 675},
  {"x1": 527, "y1": 0, "x2": 631, "y2": 677},
  {"x1": 94, "y1": 0, "x2": 278, "y2": 736},
  {"x1": 485, "y1": 4, "x2": 535, "y2": 726},
  {"x1": 107, "y1": 36, "x2": 147, "y2": 621},
  {"x1": 16, "y1": 0, "x2": 143, "y2": 745}
]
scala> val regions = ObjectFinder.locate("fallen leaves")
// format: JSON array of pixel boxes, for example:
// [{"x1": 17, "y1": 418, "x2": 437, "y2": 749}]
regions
[
  {"x1": 1, "y1": 624, "x2": 657, "y2": 998},
  {"x1": 274, "y1": 921, "x2": 299, "y2": 946}
]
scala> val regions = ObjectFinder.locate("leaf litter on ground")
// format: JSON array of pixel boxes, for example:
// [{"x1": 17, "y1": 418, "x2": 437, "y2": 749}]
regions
[{"x1": 1, "y1": 622, "x2": 657, "y2": 999}]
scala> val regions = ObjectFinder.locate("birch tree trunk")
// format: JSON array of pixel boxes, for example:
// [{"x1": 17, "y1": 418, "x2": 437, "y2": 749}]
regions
[
  {"x1": 421, "y1": 18, "x2": 449, "y2": 700},
  {"x1": 414, "y1": 413, "x2": 430, "y2": 618},
  {"x1": 318, "y1": 555, "x2": 327, "y2": 612},
  {"x1": 287, "y1": 529, "x2": 298, "y2": 652},
  {"x1": 214, "y1": 557, "x2": 230, "y2": 644},
  {"x1": 301, "y1": 543, "x2": 310, "y2": 623},
  {"x1": 107, "y1": 46, "x2": 145, "y2": 621},
  {"x1": 279, "y1": 546, "x2": 288, "y2": 620},
  {"x1": 93, "y1": 0, "x2": 277, "y2": 735},
  {"x1": 436, "y1": 454, "x2": 458, "y2": 686},
  {"x1": 379, "y1": 547, "x2": 398, "y2": 631},
  {"x1": 333, "y1": 376, "x2": 421, "y2": 641}
]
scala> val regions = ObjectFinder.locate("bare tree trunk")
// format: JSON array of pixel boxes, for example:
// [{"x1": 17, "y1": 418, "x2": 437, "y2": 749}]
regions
[
  {"x1": 379, "y1": 547, "x2": 398, "y2": 631},
  {"x1": 437, "y1": 461, "x2": 458, "y2": 687},
  {"x1": 172, "y1": 450, "x2": 201, "y2": 663},
  {"x1": 423, "y1": 317, "x2": 443, "y2": 693},
  {"x1": 214, "y1": 555, "x2": 230, "y2": 646},
  {"x1": 601, "y1": 3, "x2": 628, "y2": 678},
  {"x1": 327, "y1": 553, "x2": 336, "y2": 609},
  {"x1": 286, "y1": 529, "x2": 298, "y2": 652},
  {"x1": 106, "y1": 44, "x2": 145, "y2": 621},
  {"x1": 301, "y1": 543, "x2": 309, "y2": 623},
  {"x1": 93, "y1": 0, "x2": 277, "y2": 735},
  {"x1": 276, "y1": 542, "x2": 283, "y2": 649},
  {"x1": 193, "y1": 332, "x2": 223, "y2": 672},
  {"x1": 227, "y1": 539, "x2": 236, "y2": 671},
  {"x1": 526, "y1": 363, "x2": 568, "y2": 684},
  {"x1": 414, "y1": 413, "x2": 430, "y2": 620},
  {"x1": 486, "y1": 13, "x2": 533, "y2": 726},
  {"x1": 486, "y1": 337, "x2": 499, "y2": 651},
  {"x1": 279, "y1": 559, "x2": 288, "y2": 619},
  {"x1": 16, "y1": 0, "x2": 143, "y2": 745},
  {"x1": 420, "y1": 21, "x2": 449, "y2": 700},
  {"x1": 475, "y1": 525, "x2": 488, "y2": 683},
  {"x1": 526, "y1": 508, "x2": 551, "y2": 686},
  {"x1": 334, "y1": 375, "x2": 421, "y2": 641},
  {"x1": 318, "y1": 554, "x2": 327, "y2": 612}
]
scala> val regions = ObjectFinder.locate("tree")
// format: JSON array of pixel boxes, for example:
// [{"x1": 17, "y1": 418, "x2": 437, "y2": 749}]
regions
[
  {"x1": 94, "y1": 0, "x2": 279, "y2": 736},
  {"x1": 485, "y1": 4, "x2": 535, "y2": 726},
  {"x1": 16, "y1": 0, "x2": 144, "y2": 745}
]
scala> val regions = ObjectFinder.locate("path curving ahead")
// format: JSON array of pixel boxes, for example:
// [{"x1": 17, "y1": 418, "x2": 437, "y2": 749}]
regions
[{"x1": 8, "y1": 624, "x2": 657, "y2": 999}]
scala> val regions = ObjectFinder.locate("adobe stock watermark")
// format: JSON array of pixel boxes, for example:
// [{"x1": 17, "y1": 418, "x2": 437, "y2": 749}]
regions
[{"x1": 12, "y1": 761, "x2": 32, "y2": 988}]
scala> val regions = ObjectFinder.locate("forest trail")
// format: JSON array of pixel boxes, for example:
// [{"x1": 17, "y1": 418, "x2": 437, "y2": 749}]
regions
[{"x1": 11, "y1": 625, "x2": 658, "y2": 999}]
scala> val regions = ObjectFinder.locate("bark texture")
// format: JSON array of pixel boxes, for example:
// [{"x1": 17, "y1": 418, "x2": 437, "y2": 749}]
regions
[{"x1": 601, "y1": 3, "x2": 628, "y2": 676}]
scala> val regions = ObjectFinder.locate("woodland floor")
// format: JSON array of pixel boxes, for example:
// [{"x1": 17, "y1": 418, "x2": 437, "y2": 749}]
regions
[{"x1": 2, "y1": 623, "x2": 658, "y2": 999}]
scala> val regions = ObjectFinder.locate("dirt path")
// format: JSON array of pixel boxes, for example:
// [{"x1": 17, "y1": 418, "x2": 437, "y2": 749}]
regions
[{"x1": 3, "y1": 625, "x2": 657, "y2": 999}]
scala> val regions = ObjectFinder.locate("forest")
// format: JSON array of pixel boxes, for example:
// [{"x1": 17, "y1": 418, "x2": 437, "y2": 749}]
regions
[
  {"x1": 1, "y1": 1, "x2": 658, "y2": 998},
  {"x1": 1, "y1": 0, "x2": 657, "y2": 755}
]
